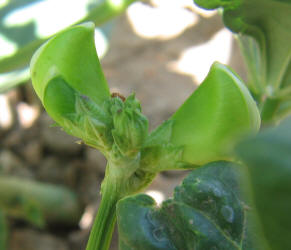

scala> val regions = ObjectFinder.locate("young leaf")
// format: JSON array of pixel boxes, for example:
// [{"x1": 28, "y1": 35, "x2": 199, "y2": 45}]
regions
[
  {"x1": 31, "y1": 22, "x2": 110, "y2": 105},
  {"x1": 169, "y1": 62, "x2": 260, "y2": 165},
  {"x1": 194, "y1": 0, "x2": 291, "y2": 123},
  {"x1": 236, "y1": 117, "x2": 291, "y2": 250},
  {"x1": 30, "y1": 23, "x2": 116, "y2": 150},
  {"x1": 117, "y1": 161, "x2": 262, "y2": 250},
  {"x1": 194, "y1": 0, "x2": 291, "y2": 92}
]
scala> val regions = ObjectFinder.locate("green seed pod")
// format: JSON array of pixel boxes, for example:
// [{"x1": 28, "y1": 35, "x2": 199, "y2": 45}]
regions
[{"x1": 169, "y1": 62, "x2": 261, "y2": 165}]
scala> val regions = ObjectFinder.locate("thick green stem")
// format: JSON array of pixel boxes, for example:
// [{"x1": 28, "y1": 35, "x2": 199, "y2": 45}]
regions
[
  {"x1": 86, "y1": 180, "x2": 119, "y2": 250},
  {"x1": 85, "y1": 151, "x2": 144, "y2": 250}
]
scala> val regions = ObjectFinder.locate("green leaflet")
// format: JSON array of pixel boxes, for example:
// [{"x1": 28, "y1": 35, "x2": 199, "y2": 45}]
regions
[
  {"x1": 236, "y1": 117, "x2": 291, "y2": 250},
  {"x1": 30, "y1": 22, "x2": 110, "y2": 105},
  {"x1": 169, "y1": 62, "x2": 260, "y2": 165},
  {"x1": 30, "y1": 23, "x2": 114, "y2": 151},
  {"x1": 117, "y1": 161, "x2": 262, "y2": 250},
  {"x1": 194, "y1": 0, "x2": 291, "y2": 122},
  {"x1": 194, "y1": 0, "x2": 291, "y2": 91}
]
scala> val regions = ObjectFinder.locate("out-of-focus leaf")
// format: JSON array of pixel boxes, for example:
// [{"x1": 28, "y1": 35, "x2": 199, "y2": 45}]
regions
[
  {"x1": 236, "y1": 117, "x2": 291, "y2": 250},
  {"x1": 0, "y1": 210, "x2": 7, "y2": 250},
  {"x1": 194, "y1": 0, "x2": 291, "y2": 92},
  {"x1": 236, "y1": 36, "x2": 264, "y2": 95},
  {"x1": 0, "y1": 176, "x2": 82, "y2": 226},
  {"x1": 194, "y1": 0, "x2": 291, "y2": 123},
  {"x1": 168, "y1": 62, "x2": 260, "y2": 165},
  {"x1": 0, "y1": 0, "x2": 138, "y2": 74},
  {"x1": 117, "y1": 161, "x2": 263, "y2": 250},
  {"x1": 0, "y1": 68, "x2": 30, "y2": 93}
]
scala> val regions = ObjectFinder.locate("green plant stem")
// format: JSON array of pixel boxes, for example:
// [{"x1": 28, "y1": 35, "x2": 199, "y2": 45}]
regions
[
  {"x1": 86, "y1": 180, "x2": 119, "y2": 250},
  {"x1": 81, "y1": 0, "x2": 138, "y2": 26}
]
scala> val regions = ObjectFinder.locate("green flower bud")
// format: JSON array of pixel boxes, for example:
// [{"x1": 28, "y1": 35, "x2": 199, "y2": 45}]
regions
[{"x1": 111, "y1": 94, "x2": 149, "y2": 157}]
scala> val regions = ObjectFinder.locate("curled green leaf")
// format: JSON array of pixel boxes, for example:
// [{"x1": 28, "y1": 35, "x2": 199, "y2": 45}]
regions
[
  {"x1": 194, "y1": 0, "x2": 291, "y2": 123},
  {"x1": 169, "y1": 62, "x2": 260, "y2": 165},
  {"x1": 194, "y1": 0, "x2": 291, "y2": 91},
  {"x1": 31, "y1": 22, "x2": 110, "y2": 105},
  {"x1": 30, "y1": 22, "x2": 114, "y2": 150}
]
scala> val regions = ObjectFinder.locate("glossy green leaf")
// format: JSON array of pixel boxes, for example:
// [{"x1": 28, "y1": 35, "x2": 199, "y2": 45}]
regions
[
  {"x1": 30, "y1": 23, "x2": 116, "y2": 150},
  {"x1": 194, "y1": 0, "x2": 291, "y2": 92},
  {"x1": 169, "y1": 62, "x2": 260, "y2": 165},
  {"x1": 236, "y1": 117, "x2": 291, "y2": 250},
  {"x1": 30, "y1": 22, "x2": 110, "y2": 105},
  {"x1": 117, "y1": 161, "x2": 262, "y2": 250}
]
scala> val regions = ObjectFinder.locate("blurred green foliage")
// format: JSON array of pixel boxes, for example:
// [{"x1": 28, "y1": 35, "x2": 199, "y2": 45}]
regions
[
  {"x1": 237, "y1": 117, "x2": 291, "y2": 250},
  {"x1": 0, "y1": 0, "x2": 138, "y2": 92},
  {"x1": 0, "y1": 210, "x2": 7, "y2": 250}
]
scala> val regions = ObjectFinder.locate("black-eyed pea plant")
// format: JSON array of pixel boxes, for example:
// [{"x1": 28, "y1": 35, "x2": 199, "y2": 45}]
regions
[{"x1": 30, "y1": 0, "x2": 291, "y2": 249}]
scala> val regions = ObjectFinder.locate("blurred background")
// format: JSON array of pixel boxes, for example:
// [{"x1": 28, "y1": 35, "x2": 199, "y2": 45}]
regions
[{"x1": 0, "y1": 0, "x2": 247, "y2": 249}]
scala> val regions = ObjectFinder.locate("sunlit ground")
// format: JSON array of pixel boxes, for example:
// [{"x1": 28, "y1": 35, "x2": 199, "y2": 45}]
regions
[{"x1": 126, "y1": 0, "x2": 232, "y2": 84}]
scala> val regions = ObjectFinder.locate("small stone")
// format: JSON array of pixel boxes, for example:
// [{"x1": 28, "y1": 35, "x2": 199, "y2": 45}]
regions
[
  {"x1": 68, "y1": 229, "x2": 90, "y2": 250},
  {"x1": 2, "y1": 129, "x2": 22, "y2": 148},
  {"x1": 85, "y1": 147, "x2": 107, "y2": 175},
  {"x1": 40, "y1": 114, "x2": 82, "y2": 155},
  {"x1": 0, "y1": 94, "x2": 14, "y2": 131},
  {"x1": 9, "y1": 228, "x2": 69, "y2": 250},
  {"x1": 36, "y1": 157, "x2": 65, "y2": 184},
  {"x1": 21, "y1": 140, "x2": 43, "y2": 165},
  {"x1": 63, "y1": 160, "x2": 81, "y2": 188},
  {"x1": 16, "y1": 102, "x2": 39, "y2": 128},
  {"x1": 0, "y1": 150, "x2": 33, "y2": 178},
  {"x1": 77, "y1": 164, "x2": 101, "y2": 206}
]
